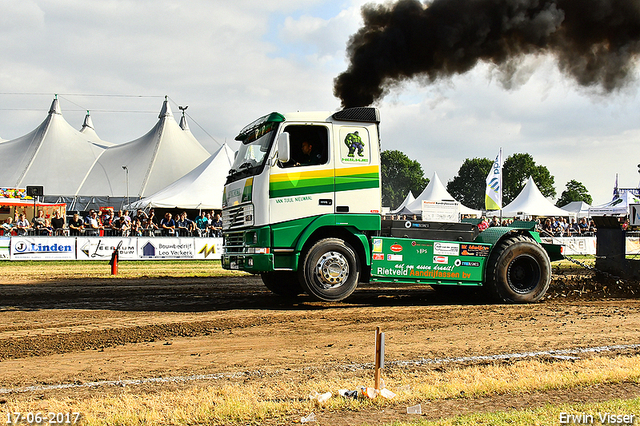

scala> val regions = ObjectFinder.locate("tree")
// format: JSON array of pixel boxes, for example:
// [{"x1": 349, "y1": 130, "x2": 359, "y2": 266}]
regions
[
  {"x1": 503, "y1": 153, "x2": 555, "y2": 205},
  {"x1": 555, "y1": 180, "x2": 592, "y2": 207},
  {"x1": 447, "y1": 153, "x2": 556, "y2": 210},
  {"x1": 381, "y1": 150, "x2": 429, "y2": 209},
  {"x1": 447, "y1": 158, "x2": 493, "y2": 210}
]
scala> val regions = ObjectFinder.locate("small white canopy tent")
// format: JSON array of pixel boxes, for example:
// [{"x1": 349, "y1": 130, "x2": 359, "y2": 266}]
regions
[
  {"x1": 589, "y1": 191, "x2": 640, "y2": 216},
  {"x1": 493, "y1": 176, "x2": 570, "y2": 218},
  {"x1": 128, "y1": 143, "x2": 235, "y2": 210},
  {"x1": 560, "y1": 201, "x2": 591, "y2": 218},
  {"x1": 405, "y1": 172, "x2": 481, "y2": 217},
  {"x1": 390, "y1": 191, "x2": 415, "y2": 215},
  {"x1": 0, "y1": 97, "x2": 106, "y2": 196},
  {"x1": 77, "y1": 98, "x2": 210, "y2": 198}
]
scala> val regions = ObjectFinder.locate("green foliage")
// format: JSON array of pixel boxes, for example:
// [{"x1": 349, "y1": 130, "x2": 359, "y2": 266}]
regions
[
  {"x1": 447, "y1": 158, "x2": 493, "y2": 210},
  {"x1": 556, "y1": 180, "x2": 593, "y2": 207},
  {"x1": 503, "y1": 153, "x2": 556, "y2": 205},
  {"x1": 381, "y1": 150, "x2": 428, "y2": 209},
  {"x1": 448, "y1": 153, "x2": 556, "y2": 208}
]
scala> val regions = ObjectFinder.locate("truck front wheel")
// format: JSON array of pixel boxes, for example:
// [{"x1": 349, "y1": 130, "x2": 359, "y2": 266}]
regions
[
  {"x1": 485, "y1": 235, "x2": 551, "y2": 303},
  {"x1": 261, "y1": 271, "x2": 304, "y2": 297},
  {"x1": 299, "y1": 238, "x2": 359, "y2": 302}
]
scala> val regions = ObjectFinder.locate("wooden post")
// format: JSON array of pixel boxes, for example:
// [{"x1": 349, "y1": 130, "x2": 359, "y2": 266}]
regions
[{"x1": 374, "y1": 326, "x2": 385, "y2": 390}]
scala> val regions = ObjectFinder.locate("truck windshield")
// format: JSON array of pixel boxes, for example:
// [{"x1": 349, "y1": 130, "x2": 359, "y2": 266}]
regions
[{"x1": 227, "y1": 112, "x2": 284, "y2": 183}]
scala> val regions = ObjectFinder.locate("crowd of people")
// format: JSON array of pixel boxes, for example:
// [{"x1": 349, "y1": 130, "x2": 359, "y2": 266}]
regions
[
  {"x1": 1, "y1": 208, "x2": 224, "y2": 237},
  {"x1": 384, "y1": 213, "x2": 600, "y2": 236}
]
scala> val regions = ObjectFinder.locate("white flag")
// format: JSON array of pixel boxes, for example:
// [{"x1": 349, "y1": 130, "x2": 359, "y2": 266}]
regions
[{"x1": 485, "y1": 149, "x2": 503, "y2": 210}]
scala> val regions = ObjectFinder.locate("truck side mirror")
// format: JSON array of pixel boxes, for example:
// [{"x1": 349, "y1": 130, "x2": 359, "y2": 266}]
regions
[{"x1": 277, "y1": 132, "x2": 290, "y2": 163}]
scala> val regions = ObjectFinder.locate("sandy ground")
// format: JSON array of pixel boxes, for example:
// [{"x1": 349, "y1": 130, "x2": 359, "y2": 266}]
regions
[{"x1": 0, "y1": 269, "x2": 639, "y2": 424}]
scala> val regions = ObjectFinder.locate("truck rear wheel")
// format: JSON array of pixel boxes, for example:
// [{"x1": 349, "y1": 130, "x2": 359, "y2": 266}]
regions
[
  {"x1": 299, "y1": 238, "x2": 359, "y2": 302},
  {"x1": 485, "y1": 235, "x2": 551, "y2": 303},
  {"x1": 260, "y1": 271, "x2": 304, "y2": 297}
]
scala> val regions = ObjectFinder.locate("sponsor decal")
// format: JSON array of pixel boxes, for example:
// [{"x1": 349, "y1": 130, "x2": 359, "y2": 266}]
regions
[
  {"x1": 454, "y1": 259, "x2": 481, "y2": 267},
  {"x1": 390, "y1": 244, "x2": 403, "y2": 253},
  {"x1": 433, "y1": 256, "x2": 448, "y2": 264},
  {"x1": 460, "y1": 244, "x2": 490, "y2": 257},
  {"x1": 372, "y1": 253, "x2": 384, "y2": 260},
  {"x1": 274, "y1": 195, "x2": 313, "y2": 204},
  {"x1": 372, "y1": 238, "x2": 383, "y2": 253},
  {"x1": 433, "y1": 242, "x2": 459, "y2": 256},
  {"x1": 387, "y1": 254, "x2": 403, "y2": 261}
]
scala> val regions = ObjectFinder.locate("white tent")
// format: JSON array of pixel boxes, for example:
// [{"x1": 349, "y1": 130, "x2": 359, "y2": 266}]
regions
[
  {"x1": 560, "y1": 201, "x2": 591, "y2": 218},
  {"x1": 405, "y1": 172, "x2": 481, "y2": 217},
  {"x1": 390, "y1": 191, "x2": 415, "y2": 214},
  {"x1": 79, "y1": 111, "x2": 114, "y2": 148},
  {"x1": 589, "y1": 191, "x2": 640, "y2": 216},
  {"x1": 0, "y1": 97, "x2": 106, "y2": 196},
  {"x1": 493, "y1": 176, "x2": 570, "y2": 217},
  {"x1": 77, "y1": 98, "x2": 210, "y2": 198},
  {"x1": 128, "y1": 143, "x2": 235, "y2": 210}
]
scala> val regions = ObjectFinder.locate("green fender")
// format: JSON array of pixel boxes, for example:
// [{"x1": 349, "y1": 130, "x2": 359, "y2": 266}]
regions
[{"x1": 292, "y1": 214, "x2": 378, "y2": 266}]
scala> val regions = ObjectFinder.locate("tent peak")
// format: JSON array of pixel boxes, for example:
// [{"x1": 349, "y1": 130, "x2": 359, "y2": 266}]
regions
[
  {"x1": 158, "y1": 96, "x2": 173, "y2": 119},
  {"x1": 48, "y1": 97, "x2": 62, "y2": 115},
  {"x1": 81, "y1": 111, "x2": 95, "y2": 130}
]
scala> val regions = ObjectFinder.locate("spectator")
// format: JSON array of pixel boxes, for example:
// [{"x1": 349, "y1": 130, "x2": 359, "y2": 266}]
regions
[
  {"x1": 477, "y1": 216, "x2": 489, "y2": 232},
  {"x1": 131, "y1": 217, "x2": 143, "y2": 237},
  {"x1": 211, "y1": 212, "x2": 223, "y2": 237},
  {"x1": 85, "y1": 211, "x2": 103, "y2": 235},
  {"x1": 112, "y1": 215, "x2": 129, "y2": 236},
  {"x1": 32, "y1": 210, "x2": 47, "y2": 235},
  {"x1": 133, "y1": 209, "x2": 148, "y2": 223},
  {"x1": 195, "y1": 211, "x2": 209, "y2": 236},
  {"x1": 1, "y1": 217, "x2": 14, "y2": 235},
  {"x1": 51, "y1": 210, "x2": 65, "y2": 235},
  {"x1": 569, "y1": 218, "x2": 580, "y2": 235},
  {"x1": 176, "y1": 211, "x2": 189, "y2": 236},
  {"x1": 41, "y1": 219, "x2": 54, "y2": 236},
  {"x1": 16, "y1": 213, "x2": 31, "y2": 235},
  {"x1": 579, "y1": 218, "x2": 589, "y2": 234},
  {"x1": 489, "y1": 216, "x2": 500, "y2": 228},
  {"x1": 101, "y1": 209, "x2": 114, "y2": 235},
  {"x1": 160, "y1": 212, "x2": 176, "y2": 236},
  {"x1": 148, "y1": 209, "x2": 157, "y2": 227},
  {"x1": 68, "y1": 213, "x2": 84, "y2": 236}
]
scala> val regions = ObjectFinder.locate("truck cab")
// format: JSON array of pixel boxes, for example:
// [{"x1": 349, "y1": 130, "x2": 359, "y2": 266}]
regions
[{"x1": 222, "y1": 108, "x2": 383, "y2": 299}]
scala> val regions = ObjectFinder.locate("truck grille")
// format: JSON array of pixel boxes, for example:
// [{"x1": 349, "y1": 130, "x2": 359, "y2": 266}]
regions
[
  {"x1": 223, "y1": 204, "x2": 253, "y2": 230},
  {"x1": 224, "y1": 231, "x2": 244, "y2": 254}
]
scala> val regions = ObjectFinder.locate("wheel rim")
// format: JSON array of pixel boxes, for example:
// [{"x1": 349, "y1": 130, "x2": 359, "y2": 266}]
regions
[
  {"x1": 313, "y1": 250, "x2": 349, "y2": 289},
  {"x1": 507, "y1": 254, "x2": 541, "y2": 294}
]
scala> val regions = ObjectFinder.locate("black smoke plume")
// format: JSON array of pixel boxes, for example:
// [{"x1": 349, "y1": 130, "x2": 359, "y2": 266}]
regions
[{"x1": 334, "y1": 0, "x2": 640, "y2": 107}]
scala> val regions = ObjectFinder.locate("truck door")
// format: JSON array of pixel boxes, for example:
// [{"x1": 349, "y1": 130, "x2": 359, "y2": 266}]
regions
[{"x1": 268, "y1": 124, "x2": 334, "y2": 225}]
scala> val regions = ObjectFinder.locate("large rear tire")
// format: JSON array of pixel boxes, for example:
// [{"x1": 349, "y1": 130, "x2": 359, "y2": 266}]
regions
[
  {"x1": 485, "y1": 235, "x2": 551, "y2": 303},
  {"x1": 260, "y1": 271, "x2": 304, "y2": 297},
  {"x1": 298, "y1": 238, "x2": 359, "y2": 302}
]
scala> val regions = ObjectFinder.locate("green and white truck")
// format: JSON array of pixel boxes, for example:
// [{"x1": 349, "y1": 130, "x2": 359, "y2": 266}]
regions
[{"x1": 221, "y1": 107, "x2": 563, "y2": 302}]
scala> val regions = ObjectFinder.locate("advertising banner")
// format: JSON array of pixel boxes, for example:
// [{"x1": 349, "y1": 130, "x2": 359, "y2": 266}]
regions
[
  {"x1": 137, "y1": 238, "x2": 197, "y2": 260},
  {"x1": 421, "y1": 200, "x2": 460, "y2": 223},
  {"x1": 0, "y1": 237, "x2": 9, "y2": 260},
  {"x1": 76, "y1": 237, "x2": 138, "y2": 260},
  {"x1": 193, "y1": 238, "x2": 223, "y2": 260},
  {"x1": 10, "y1": 237, "x2": 76, "y2": 260}
]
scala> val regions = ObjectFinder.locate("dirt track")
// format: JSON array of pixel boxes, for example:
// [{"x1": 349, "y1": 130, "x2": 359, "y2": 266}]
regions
[{"x1": 1, "y1": 270, "x2": 639, "y2": 424}]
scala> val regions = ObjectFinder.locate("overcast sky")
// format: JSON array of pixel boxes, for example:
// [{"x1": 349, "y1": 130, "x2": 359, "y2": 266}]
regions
[{"x1": 0, "y1": 0, "x2": 639, "y2": 205}]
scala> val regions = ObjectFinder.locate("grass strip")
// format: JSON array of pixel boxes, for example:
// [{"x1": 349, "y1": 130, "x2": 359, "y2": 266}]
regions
[
  {"x1": 4, "y1": 354, "x2": 639, "y2": 425},
  {"x1": 387, "y1": 397, "x2": 640, "y2": 426}
]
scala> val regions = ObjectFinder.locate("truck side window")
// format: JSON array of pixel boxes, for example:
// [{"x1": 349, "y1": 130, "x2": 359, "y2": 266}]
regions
[{"x1": 279, "y1": 125, "x2": 329, "y2": 168}]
